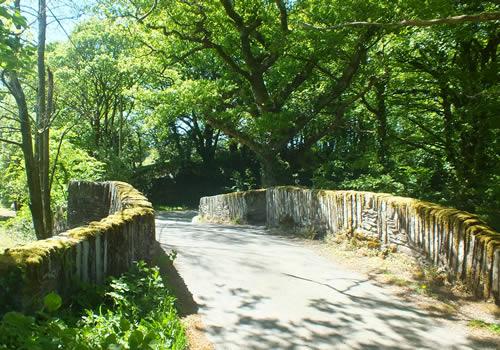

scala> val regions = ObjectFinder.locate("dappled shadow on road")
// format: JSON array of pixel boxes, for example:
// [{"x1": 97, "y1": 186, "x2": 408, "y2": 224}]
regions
[
  {"x1": 200, "y1": 283, "x2": 497, "y2": 350},
  {"x1": 206, "y1": 289, "x2": 431, "y2": 349},
  {"x1": 155, "y1": 212, "x2": 499, "y2": 350}
]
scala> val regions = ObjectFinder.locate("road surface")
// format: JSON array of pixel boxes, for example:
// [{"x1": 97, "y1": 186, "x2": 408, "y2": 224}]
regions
[{"x1": 156, "y1": 211, "x2": 496, "y2": 350}]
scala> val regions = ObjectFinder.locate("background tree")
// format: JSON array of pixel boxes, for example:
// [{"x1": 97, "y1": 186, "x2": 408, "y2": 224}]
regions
[
  {"x1": 48, "y1": 18, "x2": 148, "y2": 181},
  {"x1": 1, "y1": 0, "x2": 498, "y2": 235},
  {"x1": 1, "y1": 0, "x2": 54, "y2": 239},
  {"x1": 109, "y1": 0, "x2": 387, "y2": 186}
]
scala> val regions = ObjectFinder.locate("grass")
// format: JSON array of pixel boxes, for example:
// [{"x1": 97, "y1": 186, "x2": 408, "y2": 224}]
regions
[
  {"x1": 325, "y1": 230, "x2": 453, "y2": 296},
  {"x1": 383, "y1": 274, "x2": 412, "y2": 287},
  {"x1": 468, "y1": 320, "x2": 500, "y2": 335}
]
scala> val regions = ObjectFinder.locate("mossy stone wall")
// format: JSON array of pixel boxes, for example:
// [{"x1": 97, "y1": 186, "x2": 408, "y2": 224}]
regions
[
  {"x1": 199, "y1": 187, "x2": 500, "y2": 304},
  {"x1": 0, "y1": 181, "x2": 155, "y2": 311},
  {"x1": 197, "y1": 189, "x2": 266, "y2": 224},
  {"x1": 67, "y1": 181, "x2": 112, "y2": 228}
]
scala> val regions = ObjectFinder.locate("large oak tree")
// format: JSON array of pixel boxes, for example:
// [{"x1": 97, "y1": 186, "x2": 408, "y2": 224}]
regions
[{"x1": 117, "y1": 0, "x2": 383, "y2": 185}]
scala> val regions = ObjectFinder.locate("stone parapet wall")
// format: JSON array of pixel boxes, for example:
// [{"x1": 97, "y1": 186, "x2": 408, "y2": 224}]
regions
[
  {"x1": 200, "y1": 187, "x2": 500, "y2": 304},
  {"x1": 197, "y1": 189, "x2": 266, "y2": 224},
  {"x1": 67, "y1": 181, "x2": 112, "y2": 228},
  {"x1": 0, "y1": 181, "x2": 155, "y2": 311}
]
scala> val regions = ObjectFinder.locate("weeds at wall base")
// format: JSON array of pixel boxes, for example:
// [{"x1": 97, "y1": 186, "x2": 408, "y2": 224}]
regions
[
  {"x1": 0, "y1": 261, "x2": 187, "y2": 350},
  {"x1": 468, "y1": 320, "x2": 500, "y2": 335}
]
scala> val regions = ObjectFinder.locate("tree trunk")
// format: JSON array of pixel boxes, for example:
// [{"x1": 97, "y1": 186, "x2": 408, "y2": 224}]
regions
[
  {"x1": 3, "y1": 0, "x2": 51, "y2": 239},
  {"x1": 259, "y1": 153, "x2": 291, "y2": 187},
  {"x1": 374, "y1": 79, "x2": 389, "y2": 170},
  {"x1": 36, "y1": 0, "x2": 52, "y2": 237},
  {"x1": 6, "y1": 73, "x2": 47, "y2": 239}
]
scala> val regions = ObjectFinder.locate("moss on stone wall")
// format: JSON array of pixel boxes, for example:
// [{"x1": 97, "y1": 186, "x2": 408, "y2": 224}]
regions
[{"x1": 0, "y1": 181, "x2": 156, "y2": 312}]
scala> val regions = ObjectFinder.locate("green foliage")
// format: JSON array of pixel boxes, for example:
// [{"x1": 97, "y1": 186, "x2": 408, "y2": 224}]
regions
[
  {"x1": 468, "y1": 320, "x2": 500, "y2": 335},
  {"x1": 340, "y1": 174, "x2": 405, "y2": 195},
  {"x1": 0, "y1": 266, "x2": 24, "y2": 315},
  {"x1": 0, "y1": 0, "x2": 34, "y2": 70},
  {"x1": 1, "y1": 0, "x2": 498, "y2": 228},
  {"x1": 0, "y1": 132, "x2": 105, "y2": 209},
  {"x1": 0, "y1": 131, "x2": 105, "y2": 242},
  {"x1": 43, "y1": 292, "x2": 62, "y2": 313},
  {"x1": 228, "y1": 169, "x2": 257, "y2": 192},
  {"x1": 0, "y1": 261, "x2": 186, "y2": 349},
  {"x1": 48, "y1": 17, "x2": 149, "y2": 184}
]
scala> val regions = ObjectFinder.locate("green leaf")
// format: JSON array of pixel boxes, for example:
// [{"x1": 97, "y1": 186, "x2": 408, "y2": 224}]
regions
[
  {"x1": 128, "y1": 329, "x2": 144, "y2": 349},
  {"x1": 2, "y1": 311, "x2": 35, "y2": 328},
  {"x1": 43, "y1": 292, "x2": 62, "y2": 312},
  {"x1": 103, "y1": 334, "x2": 119, "y2": 348},
  {"x1": 119, "y1": 317, "x2": 131, "y2": 331}
]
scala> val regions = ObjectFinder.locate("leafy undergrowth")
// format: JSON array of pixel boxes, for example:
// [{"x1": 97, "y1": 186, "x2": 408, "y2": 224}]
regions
[
  {"x1": 0, "y1": 261, "x2": 186, "y2": 349},
  {"x1": 468, "y1": 320, "x2": 500, "y2": 335}
]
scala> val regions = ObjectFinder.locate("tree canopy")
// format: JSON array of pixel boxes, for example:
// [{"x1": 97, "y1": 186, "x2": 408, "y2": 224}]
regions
[{"x1": 0, "y1": 0, "x2": 499, "y2": 236}]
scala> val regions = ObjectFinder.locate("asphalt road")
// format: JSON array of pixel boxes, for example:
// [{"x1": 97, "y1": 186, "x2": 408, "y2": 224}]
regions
[{"x1": 156, "y1": 211, "x2": 496, "y2": 350}]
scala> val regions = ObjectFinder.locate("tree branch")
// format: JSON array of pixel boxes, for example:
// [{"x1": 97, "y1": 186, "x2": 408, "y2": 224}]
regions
[
  {"x1": 219, "y1": 0, "x2": 244, "y2": 28},
  {"x1": 274, "y1": 58, "x2": 316, "y2": 109},
  {"x1": 204, "y1": 41, "x2": 251, "y2": 79},
  {"x1": 393, "y1": 135, "x2": 444, "y2": 156},
  {"x1": 49, "y1": 124, "x2": 76, "y2": 191},
  {"x1": 304, "y1": 12, "x2": 500, "y2": 30},
  {"x1": 405, "y1": 115, "x2": 445, "y2": 144},
  {"x1": 204, "y1": 115, "x2": 263, "y2": 155},
  {"x1": 313, "y1": 28, "x2": 376, "y2": 113},
  {"x1": 218, "y1": 0, "x2": 275, "y2": 112},
  {"x1": 361, "y1": 94, "x2": 378, "y2": 114},
  {"x1": 298, "y1": 79, "x2": 375, "y2": 150},
  {"x1": 275, "y1": 0, "x2": 289, "y2": 33},
  {"x1": 0, "y1": 137, "x2": 22, "y2": 147},
  {"x1": 136, "y1": 0, "x2": 158, "y2": 22}
]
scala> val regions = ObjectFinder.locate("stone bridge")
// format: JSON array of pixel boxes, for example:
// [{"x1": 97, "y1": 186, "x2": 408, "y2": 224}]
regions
[
  {"x1": 197, "y1": 187, "x2": 500, "y2": 304},
  {"x1": 0, "y1": 182, "x2": 498, "y2": 349}
]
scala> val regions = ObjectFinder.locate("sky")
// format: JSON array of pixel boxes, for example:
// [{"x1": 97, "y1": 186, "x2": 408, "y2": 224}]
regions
[{"x1": 21, "y1": 0, "x2": 95, "y2": 43}]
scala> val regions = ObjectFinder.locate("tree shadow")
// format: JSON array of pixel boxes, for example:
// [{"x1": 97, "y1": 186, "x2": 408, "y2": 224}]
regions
[
  {"x1": 224, "y1": 284, "x2": 498, "y2": 350},
  {"x1": 155, "y1": 212, "x2": 500, "y2": 349}
]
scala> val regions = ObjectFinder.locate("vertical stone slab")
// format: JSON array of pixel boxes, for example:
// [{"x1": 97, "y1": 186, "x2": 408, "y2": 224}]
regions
[{"x1": 95, "y1": 234, "x2": 103, "y2": 284}]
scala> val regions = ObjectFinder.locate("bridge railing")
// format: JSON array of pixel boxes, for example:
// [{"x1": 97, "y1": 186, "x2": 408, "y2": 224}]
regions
[
  {"x1": 0, "y1": 181, "x2": 155, "y2": 312},
  {"x1": 197, "y1": 186, "x2": 500, "y2": 304}
]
